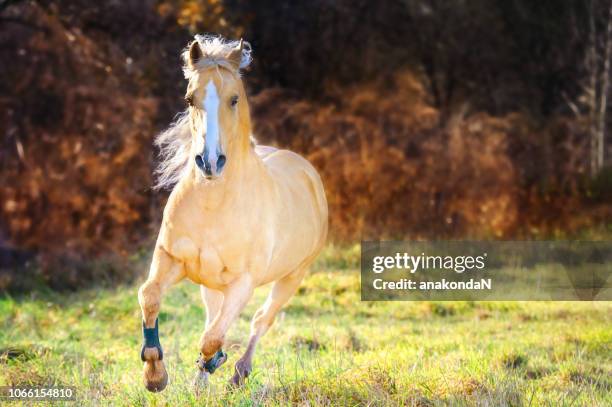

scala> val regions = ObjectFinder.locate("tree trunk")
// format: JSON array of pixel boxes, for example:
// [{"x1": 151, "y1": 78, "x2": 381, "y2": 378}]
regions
[
  {"x1": 596, "y1": 0, "x2": 612, "y2": 172},
  {"x1": 589, "y1": 0, "x2": 600, "y2": 176}
]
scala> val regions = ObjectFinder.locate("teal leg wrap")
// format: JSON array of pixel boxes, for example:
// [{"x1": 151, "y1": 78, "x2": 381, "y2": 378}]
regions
[
  {"x1": 197, "y1": 349, "x2": 227, "y2": 374},
  {"x1": 141, "y1": 318, "x2": 163, "y2": 361}
]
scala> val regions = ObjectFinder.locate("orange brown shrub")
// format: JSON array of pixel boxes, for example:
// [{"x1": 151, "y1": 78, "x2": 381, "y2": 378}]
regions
[
  {"x1": 251, "y1": 71, "x2": 599, "y2": 240},
  {"x1": 0, "y1": 3, "x2": 158, "y2": 264}
]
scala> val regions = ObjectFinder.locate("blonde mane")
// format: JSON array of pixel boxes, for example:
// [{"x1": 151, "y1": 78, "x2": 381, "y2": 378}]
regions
[
  {"x1": 182, "y1": 34, "x2": 252, "y2": 79},
  {"x1": 154, "y1": 35, "x2": 253, "y2": 190},
  {"x1": 154, "y1": 111, "x2": 191, "y2": 190}
]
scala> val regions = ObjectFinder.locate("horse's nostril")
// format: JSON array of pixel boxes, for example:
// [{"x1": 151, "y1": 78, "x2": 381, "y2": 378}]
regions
[
  {"x1": 195, "y1": 154, "x2": 204, "y2": 169},
  {"x1": 217, "y1": 155, "x2": 226, "y2": 171}
]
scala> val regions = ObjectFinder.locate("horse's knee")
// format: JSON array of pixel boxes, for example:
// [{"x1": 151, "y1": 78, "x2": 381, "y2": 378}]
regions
[
  {"x1": 200, "y1": 331, "x2": 224, "y2": 359},
  {"x1": 139, "y1": 281, "x2": 161, "y2": 323}
]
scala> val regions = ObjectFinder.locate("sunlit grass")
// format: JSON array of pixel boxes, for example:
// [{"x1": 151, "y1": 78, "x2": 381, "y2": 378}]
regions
[{"x1": 0, "y1": 246, "x2": 610, "y2": 406}]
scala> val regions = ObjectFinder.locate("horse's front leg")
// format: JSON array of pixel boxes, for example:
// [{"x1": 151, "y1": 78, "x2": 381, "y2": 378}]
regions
[
  {"x1": 196, "y1": 274, "x2": 254, "y2": 375},
  {"x1": 138, "y1": 247, "x2": 184, "y2": 392}
]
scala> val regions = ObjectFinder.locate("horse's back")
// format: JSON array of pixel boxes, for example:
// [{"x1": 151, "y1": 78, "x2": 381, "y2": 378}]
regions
[
  {"x1": 255, "y1": 144, "x2": 278, "y2": 159},
  {"x1": 259, "y1": 146, "x2": 326, "y2": 215}
]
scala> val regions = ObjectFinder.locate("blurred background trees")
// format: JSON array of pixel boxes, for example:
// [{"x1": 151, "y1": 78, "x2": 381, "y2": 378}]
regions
[{"x1": 1, "y1": 0, "x2": 611, "y2": 288}]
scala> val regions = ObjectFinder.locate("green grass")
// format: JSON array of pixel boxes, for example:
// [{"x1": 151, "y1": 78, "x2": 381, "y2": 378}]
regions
[{"x1": 0, "y1": 245, "x2": 610, "y2": 406}]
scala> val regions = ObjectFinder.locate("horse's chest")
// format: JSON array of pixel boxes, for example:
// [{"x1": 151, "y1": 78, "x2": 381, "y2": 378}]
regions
[
  {"x1": 164, "y1": 190, "x2": 274, "y2": 288},
  {"x1": 172, "y1": 230, "x2": 263, "y2": 289}
]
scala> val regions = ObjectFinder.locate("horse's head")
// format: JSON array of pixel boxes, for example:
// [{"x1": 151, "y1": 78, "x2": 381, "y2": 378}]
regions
[{"x1": 183, "y1": 35, "x2": 252, "y2": 180}]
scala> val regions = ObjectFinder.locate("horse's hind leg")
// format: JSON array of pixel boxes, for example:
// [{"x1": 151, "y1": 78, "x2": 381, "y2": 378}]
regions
[
  {"x1": 138, "y1": 248, "x2": 183, "y2": 392},
  {"x1": 231, "y1": 268, "x2": 307, "y2": 387},
  {"x1": 201, "y1": 286, "x2": 224, "y2": 328},
  {"x1": 193, "y1": 286, "x2": 224, "y2": 389}
]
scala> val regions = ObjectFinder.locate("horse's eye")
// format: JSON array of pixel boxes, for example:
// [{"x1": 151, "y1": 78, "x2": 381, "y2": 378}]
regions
[
  {"x1": 230, "y1": 96, "x2": 239, "y2": 107},
  {"x1": 185, "y1": 94, "x2": 194, "y2": 107}
]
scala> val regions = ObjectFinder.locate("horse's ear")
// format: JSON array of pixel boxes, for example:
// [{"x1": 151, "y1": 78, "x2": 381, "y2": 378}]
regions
[
  {"x1": 188, "y1": 40, "x2": 203, "y2": 68},
  {"x1": 226, "y1": 39, "x2": 244, "y2": 70}
]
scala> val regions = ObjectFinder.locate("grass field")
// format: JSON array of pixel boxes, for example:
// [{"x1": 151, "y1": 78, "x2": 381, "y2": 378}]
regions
[{"x1": 0, "y1": 245, "x2": 610, "y2": 406}]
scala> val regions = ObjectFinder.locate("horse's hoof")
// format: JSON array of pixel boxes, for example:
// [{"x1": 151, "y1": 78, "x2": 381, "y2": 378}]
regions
[
  {"x1": 230, "y1": 359, "x2": 252, "y2": 387},
  {"x1": 143, "y1": 358, "x2": 168, "y2": 392}
]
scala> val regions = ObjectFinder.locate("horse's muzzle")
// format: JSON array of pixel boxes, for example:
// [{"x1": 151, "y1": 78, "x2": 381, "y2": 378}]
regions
[{"x1": 195, "y1": 153, "x2": 226, "y2": 178}]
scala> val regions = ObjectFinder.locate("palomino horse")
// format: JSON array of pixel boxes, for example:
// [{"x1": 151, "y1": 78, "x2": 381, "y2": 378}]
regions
[{"x1": 138, "y1": 35, "x2": 328, "y2": 392}]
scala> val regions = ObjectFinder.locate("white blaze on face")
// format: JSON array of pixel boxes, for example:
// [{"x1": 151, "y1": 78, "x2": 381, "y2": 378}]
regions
[{"x1": 203, "y1": 79, "x2": 220, "y2": 167}]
